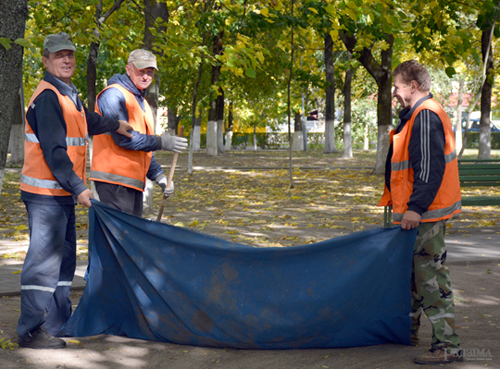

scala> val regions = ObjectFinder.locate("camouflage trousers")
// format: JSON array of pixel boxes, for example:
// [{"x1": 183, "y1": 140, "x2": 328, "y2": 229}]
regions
[{"x1": 410, "y1": 220, "x2": 461, "y2": 349}]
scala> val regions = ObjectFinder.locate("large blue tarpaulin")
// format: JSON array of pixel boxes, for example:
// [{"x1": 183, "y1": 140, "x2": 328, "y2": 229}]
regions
[{"x1": 58, "y1": 200, "x2": 417, "y2": 349}]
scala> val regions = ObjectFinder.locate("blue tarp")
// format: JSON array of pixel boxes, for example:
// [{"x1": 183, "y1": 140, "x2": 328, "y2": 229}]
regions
[{"x1": 58, "y1": 199, "x2": 417, "y2": 349}]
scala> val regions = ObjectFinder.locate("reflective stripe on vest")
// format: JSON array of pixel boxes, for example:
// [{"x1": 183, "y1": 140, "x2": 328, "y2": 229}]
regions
[
  {"x1": 393, "y1": 200, "x2": 462, "y2": 223},
  {"x1": 90, "y1": 170, "x2": 145, "y2": 190},
  {"x1": 25, "y1": 133, "x2": 87, "y2": 147},
  {"x1": 391, "y1": 150, "x2": 457, "y2": 172},
  {"x1": 21, "y1": 81, "x2": 88, "y2": 197},
  {"x1": 21, "y1": 174, "x2": 64, "y2": 190}
]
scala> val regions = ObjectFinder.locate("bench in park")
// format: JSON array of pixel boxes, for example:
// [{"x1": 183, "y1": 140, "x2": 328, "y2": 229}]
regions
[
  {"x1": 383, "y1": 158, "x2": 500, "y2": 227},
  {"x1": 458, "y1": 158, "x2": 500, "y2": 206}
]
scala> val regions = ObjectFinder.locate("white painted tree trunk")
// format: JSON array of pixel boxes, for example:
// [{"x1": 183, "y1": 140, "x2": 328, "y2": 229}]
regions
[
  {"x1": 8, "y1": 85, "x2": 24, "y2": 165},
  {"x1": 323, "y1": 118, "x2": 336, "y2": 153},
  {"x1": 302, "y1": 116, "x2": 308, "y2": 151},
  {"x1": 478, "y1": 124, "x2": 491, "y2": 159},
  {"x1": 342, "y1": 120, "x2": 352, "y2": 159},
  {"x1": 8, "y1": 124, "x2": 23, "y2": 162},
  {"x1": 455, "y1": 126, "x2": 463, "y2": 152},
  {"x1": 206, "y1": 120, "x2": 218, "y2": 156},
  {"x1": 364, "y1": 123, "x2": 370, "y2": 151},
  {"x1": 192, "y1": 125, "x2": 201, "y2": 152},
  {"x1": 217, "y1": 119, "x2": 224, "y2": 153},
  {"x1": 375, "y1": 124, "x2": 392, "y2": 174},
  {"x1": 8, "y1": 121, "x2": 24, "y2": 165},
  {"x1": 292, "y1": 132, "x2": 304, "y2": 151},
  {"x1": 224, "y1": 131, "x2": 233, "y2": 151}
]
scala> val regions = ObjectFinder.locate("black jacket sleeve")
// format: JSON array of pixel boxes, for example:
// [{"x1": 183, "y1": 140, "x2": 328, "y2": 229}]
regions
[
  {"x1": 407, "y1": 109, "x2": 446, "y2": 215},
  {"x1": 85, "y1": 104, "x2": 120, "y2": 136}
]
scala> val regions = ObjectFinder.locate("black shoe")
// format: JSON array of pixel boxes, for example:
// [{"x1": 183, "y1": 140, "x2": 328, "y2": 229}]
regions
[
  {"x1": 414, "y1": 347, "x2": 463, "y2": 365},
  {"x1": 18, "y1": 327, "x2": 66, "y2": 349}
]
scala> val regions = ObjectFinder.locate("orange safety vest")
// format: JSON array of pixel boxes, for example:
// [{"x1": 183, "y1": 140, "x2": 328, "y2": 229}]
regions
[
  {"x1": 378, "y1": 98, "x2": 462, "y2": 224},
  {"x1": 20, "y1": 81, "x2": 88, "y2": 196},
  {"x1": 90, "y1": 84, "x2": 154, "y2": 191}
]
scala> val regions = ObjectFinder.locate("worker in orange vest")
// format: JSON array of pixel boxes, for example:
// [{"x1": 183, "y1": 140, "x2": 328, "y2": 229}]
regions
[
  {"x1": 18, "y1": 32, "x2": 133, "y2": 349},
  {"x1": 379, "y1": 60, "x2": 462, "y2": 365},
  {"x1": 90, "y1": 49, "x2": 187, "y2": 216}
]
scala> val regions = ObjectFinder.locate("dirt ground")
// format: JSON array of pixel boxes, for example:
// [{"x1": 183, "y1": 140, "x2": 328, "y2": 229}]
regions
[
  {"x1": 0, "y1": 261, "x2": 499, "y2": 369},
  {"x1": 1, "y1": 149, "x2": 499, "y2": 368}
]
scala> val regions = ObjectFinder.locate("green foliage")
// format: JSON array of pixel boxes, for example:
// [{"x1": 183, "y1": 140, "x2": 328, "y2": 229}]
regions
[
  {"x1": 445, "y1": 66, "x2": 457, "y2": 78},
  {"x1": 0, "y1": 337, "x2": 18, "y2": 350},
  {"x1": 17, "y1": 0, "x2": 500, "y2": 152},
  {"x1": 0, "y1": 37, "x2": 12, "y2": 50}
]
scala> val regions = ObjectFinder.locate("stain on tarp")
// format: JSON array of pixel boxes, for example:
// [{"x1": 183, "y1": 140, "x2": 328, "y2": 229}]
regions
[{"x1": 192, "y1": 310, "x2": 213, "y2": 333}]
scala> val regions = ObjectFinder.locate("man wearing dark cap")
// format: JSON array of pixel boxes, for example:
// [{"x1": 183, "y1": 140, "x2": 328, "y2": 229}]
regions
[
  {"x1": 90, "y1": 49, "x2": 187, "y2": 217},
  {"x1": 18, "y1": 32, "x2": 133, "y2": 349}
]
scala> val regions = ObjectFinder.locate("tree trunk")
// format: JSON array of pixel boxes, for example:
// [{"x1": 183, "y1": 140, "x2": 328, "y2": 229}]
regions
[
  {"x1": 224, "y1": 102, "x2": 233, "y2": 151},
  {"x1": 87, "y1": 0, "x2": 126, "y2": 200},
  {"x1": 373, "y1": 38, "x2": 394, "y2": 174},
  {"x1": 342, "y1": 64, "x2": 353, "y2": 159},
  {"x1": 145, "y1": 78, "x2": 160, "y2": 130},
  {"x1": 363, "y1": 119, "x2": 369, "y2": 150},
  {"x1": 87, "y1": 0, "x2": 126, "y2": 111},
  {"x1": 206, "y1": 118, "x2": 218, "y2": 156},
  {"x1": 206, "y1": 31, "x2": 223, "y2": 157},
  {"x1": 207, "y1": 75, "x2": 218, "y2": 156},
  {"x1": 142, "y1": 0, "x2": 169, "y2": 215},
  {"x1": 87, "y1": 37, "x2": 100, "y2": 200},
  {"x1": 87, "y1": 40, "x2": 100, "y2": 201},
  {"x1": 479, "y1": 27, "x2": 493, "y2": 159},
  {"x1": 324, "y1": 33, "x2": 337, "y2": 154},
  {"x1": 301, "y1": 93, "x2": 307, "y2": 151},
  {"x1": 340, "y1": 32, "x2": 394, "y2": 174},
  {"x1": 143, "y1": 0, "x2": 168, "y2": 133},
  {"x1": 287, "y1": 1, "x2": 295, "y2": 189},
  {"x1": 143, "y1": 0, "x2": 169, "y2": 50},
  {"x1": 192, "y1": 111, "x2": 202, "y2": 152},
  {"x1": 455, "y1": 78, "x2": 465, "y2": 152},
  {"x1": 9, "y1": 85, "x2": 25, "y2": 165},
  {"x1": 167, "y1": 107, "x2": 180, "y2": 135},
  {"x1": 292, "y1": 111, "x2": 303, "y2": 151},
  {"x1": 0, "y1": 0, "x2": 27, "y2": 194},
  {"x1": 253, "y1": 124, "x2": 258, "y2": 151},
  {"x1": 217, "y1": 90, "x2": 224, "y2": 153},
  {"x1": 87, "y1": 41, "x2": 100, "y2": 113},
  {"x1": 188, "y1": 58, "x2": 204, "y2": 175}
]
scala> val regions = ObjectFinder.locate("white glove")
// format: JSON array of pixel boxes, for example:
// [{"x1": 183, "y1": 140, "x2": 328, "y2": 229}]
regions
[
  {"x1": 157, "y1": 177, "x2": 174, "y2": 197},
  {"x1": 160, "y1": 133, "x2": 188, "y2": 153}
]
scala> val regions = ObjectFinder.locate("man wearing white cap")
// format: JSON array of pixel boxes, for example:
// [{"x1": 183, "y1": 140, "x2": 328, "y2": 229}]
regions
[{"x1": 90, "y1": 49, "x2": 187, "y2": 216}]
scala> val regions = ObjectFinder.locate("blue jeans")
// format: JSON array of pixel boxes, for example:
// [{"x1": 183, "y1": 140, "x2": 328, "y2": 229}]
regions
[{"x1": 17, "y1": 200, "x2": 77, "y2": 337}]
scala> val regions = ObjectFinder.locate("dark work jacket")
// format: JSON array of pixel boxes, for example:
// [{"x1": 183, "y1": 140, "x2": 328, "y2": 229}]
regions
[{"x1": 385, "y1": 93, "x2": 446, "y2": 215}]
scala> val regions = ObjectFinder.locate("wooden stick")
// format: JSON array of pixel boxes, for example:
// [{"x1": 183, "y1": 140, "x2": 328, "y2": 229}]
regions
[{"x1": 156, "y1": 126, "x2": 184, "y2": 221}]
